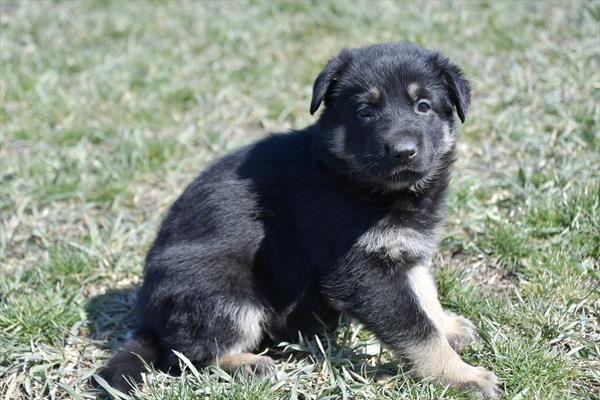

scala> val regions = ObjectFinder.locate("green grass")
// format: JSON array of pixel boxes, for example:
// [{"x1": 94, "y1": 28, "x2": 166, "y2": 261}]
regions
[{"x1": 1, "y1": 1, "x2": 599, "y2": 399}]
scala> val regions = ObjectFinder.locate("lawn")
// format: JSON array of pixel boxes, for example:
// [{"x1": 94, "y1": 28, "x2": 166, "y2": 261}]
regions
[{"x1": 0, "y1": 1, "x2": 598, "y2": 399}]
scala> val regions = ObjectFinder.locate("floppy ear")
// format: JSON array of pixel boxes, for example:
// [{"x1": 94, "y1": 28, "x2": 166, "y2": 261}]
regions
[
  {"x1": 445, "y1": 64, "x2": 471, "y2": 123},
  {"x1": 310, "y1": 50, "x2": 351, "y2": 115},
  {"x1": 432, "y1": 53, "x2": 471, "y2": 123}
]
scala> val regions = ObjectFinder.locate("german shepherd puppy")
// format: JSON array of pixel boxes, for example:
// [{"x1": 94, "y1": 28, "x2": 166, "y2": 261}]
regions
[{"x1": 102, "y1": 43, "x2": 500, "y2": 398}]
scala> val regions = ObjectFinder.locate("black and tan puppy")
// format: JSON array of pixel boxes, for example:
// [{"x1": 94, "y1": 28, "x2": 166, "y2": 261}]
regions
[{"x1": 102, "y1": 43, "x2": 500, "y2": 398}]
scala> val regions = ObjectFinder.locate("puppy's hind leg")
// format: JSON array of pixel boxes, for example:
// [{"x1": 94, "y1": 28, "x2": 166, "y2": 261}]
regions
[
  {"x1": 153, "y1": 298, "x2": 277, "y2": 379},
  {"x1": 215, "y1": 353, "x2": 277, "y2": 378},
  {"x1": 210, "y1": 301, "x2": 277, "y2": 379}
]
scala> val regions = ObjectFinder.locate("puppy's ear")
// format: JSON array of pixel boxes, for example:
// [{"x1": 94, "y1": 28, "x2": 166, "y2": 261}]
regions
[
  {"x1": 445, "y1": 64, "x2": 471, "y2": 123},
  {"x1": 432, "y1": 54, "x2": 471, "y2": 123},
  {"x1": 310, "y1": 50, "x2": 351, "y2": 115}
]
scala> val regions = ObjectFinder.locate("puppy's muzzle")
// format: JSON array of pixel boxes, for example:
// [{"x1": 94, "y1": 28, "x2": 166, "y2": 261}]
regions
[{"x1": 385, "y1": 135, "x2": 419, "y2": 164}]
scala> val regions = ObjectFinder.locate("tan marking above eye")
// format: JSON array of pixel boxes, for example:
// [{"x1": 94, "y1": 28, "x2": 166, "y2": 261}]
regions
[
  {"x1": 368, "y1": 87, "x2": 382, "y2": 103},
  {"x1": 407, "y1": 82, "x2": 420, "y2": 101}
]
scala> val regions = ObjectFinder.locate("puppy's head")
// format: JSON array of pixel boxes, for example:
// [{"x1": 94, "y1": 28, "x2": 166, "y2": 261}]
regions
[{"x1": 311, "y1": 43, "x2": 470, "y2": 191}]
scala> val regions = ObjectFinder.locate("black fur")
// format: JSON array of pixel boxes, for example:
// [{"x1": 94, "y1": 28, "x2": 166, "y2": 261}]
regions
[{"x1": 101, "y1": 42, "x2": 471, "y2": 392}]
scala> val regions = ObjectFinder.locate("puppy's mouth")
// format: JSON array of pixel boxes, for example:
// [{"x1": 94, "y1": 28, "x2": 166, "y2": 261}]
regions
[
  {"x1": 350, "y1": 156, "x2": 428, "y2": 187},
  {"x1": 390, "y1": 169, "x2": 426, "y2": 182},
  {"x1": 363, "y1": 164, "x2": 427, "y2": 185}
]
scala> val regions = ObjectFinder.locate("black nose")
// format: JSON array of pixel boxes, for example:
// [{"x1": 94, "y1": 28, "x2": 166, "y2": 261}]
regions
[{"x1": 386, "y1": 142, "x2": 418, "y2": 162}]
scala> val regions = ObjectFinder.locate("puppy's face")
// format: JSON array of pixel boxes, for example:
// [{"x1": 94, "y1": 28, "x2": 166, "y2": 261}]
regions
[{"x1": 311, "y1": 43, "x2": 471, "y2": 191}]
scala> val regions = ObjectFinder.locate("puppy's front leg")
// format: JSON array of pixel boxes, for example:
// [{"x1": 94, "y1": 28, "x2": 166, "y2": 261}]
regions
[
  {"x1": 405, "y1": 263, "x2": 499, "y2": 398},
  {"x1": 324, "y1": 257, "x2": 500, "y2": 399},
  {"x1": 408, "y1": 263, "x2": 480, "y2": 350}
]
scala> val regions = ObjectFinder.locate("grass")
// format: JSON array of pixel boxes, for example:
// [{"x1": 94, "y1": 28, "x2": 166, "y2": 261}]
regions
[{"x1": 0, "y1": 0, "x2": 598, "y2": 399}]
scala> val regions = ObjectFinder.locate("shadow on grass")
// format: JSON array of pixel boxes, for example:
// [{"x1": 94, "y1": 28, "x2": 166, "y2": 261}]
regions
[
  {"x1": 85, "y1": 287, "x2": 141, "y2": 396},
  {"x1": 86, "y1": 286, "x2": 139, "y2": 350}
]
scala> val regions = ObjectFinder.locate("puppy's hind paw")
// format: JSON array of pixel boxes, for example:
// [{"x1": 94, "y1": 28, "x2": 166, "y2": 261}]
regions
[
  {"x1": 242, "y1": 354, "x2": 277, "y2": 380},
  {"x1": 217, "y1": 353, "x2": 278, "y2": 381}
]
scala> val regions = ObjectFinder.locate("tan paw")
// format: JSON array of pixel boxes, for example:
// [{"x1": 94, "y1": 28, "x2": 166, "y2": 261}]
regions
[
  {"x1": 462, "y1": 366, "x2": 501, "y2": 399},
  {"x1": 241, "y1": 355, "x2": 277, "y2": 378},
  {"x1": 444, "y1": 311, "x2": 480, "y2": 350},
  {"x1": 217, "y1": 353, "x2": 277, "y2": 380}
]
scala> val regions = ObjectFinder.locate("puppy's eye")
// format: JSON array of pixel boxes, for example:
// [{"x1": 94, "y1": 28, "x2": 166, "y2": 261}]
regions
[
  {"x1": 357, "y1": 104, "x2": 375, "y2": 119},
  {"x1": 416, "y1": 100, "x2": 431, "y2": 113}
]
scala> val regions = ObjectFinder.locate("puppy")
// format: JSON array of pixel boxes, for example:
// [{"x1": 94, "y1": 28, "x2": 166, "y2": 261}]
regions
[{"x1": 101, "y1": 43, "x2": 500, "y2": 398}]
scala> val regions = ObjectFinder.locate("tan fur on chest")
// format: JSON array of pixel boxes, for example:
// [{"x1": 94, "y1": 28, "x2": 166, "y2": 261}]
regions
[{"x1": 356, "y1": 225, "x2": 439, "y2": 259}]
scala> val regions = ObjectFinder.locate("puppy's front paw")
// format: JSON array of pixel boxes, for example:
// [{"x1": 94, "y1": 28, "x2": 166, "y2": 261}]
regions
[
  {"x1": 463, "y1": 366, "x2": 501, "y2": 399},
  {"x1": 444, "y1": 311, "x2": 480, "y2": 350}
]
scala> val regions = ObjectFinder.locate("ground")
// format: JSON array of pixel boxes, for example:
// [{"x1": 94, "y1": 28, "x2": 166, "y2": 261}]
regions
[{"x1": 0, "y1": 1, "x2": 598, "y2": 399}]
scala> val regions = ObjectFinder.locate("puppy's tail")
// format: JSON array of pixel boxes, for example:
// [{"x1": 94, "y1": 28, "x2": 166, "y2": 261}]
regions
[{"x1": 99, "y1": 331, "x2": 160, "y2": 393}]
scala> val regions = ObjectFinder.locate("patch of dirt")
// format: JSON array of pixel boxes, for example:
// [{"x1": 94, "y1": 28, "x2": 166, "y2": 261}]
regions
[{"x1": 436, "y1": 248, "x2": 519, "y2": 296}]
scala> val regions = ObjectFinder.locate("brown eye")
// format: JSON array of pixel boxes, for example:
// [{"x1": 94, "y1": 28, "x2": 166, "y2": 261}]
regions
[
  {"x1": 357, "y1": 104, "x2": 375, "y2": 119},
  {"x1": 416, "y1": 100, "x2": 431, "y2": 113}
]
